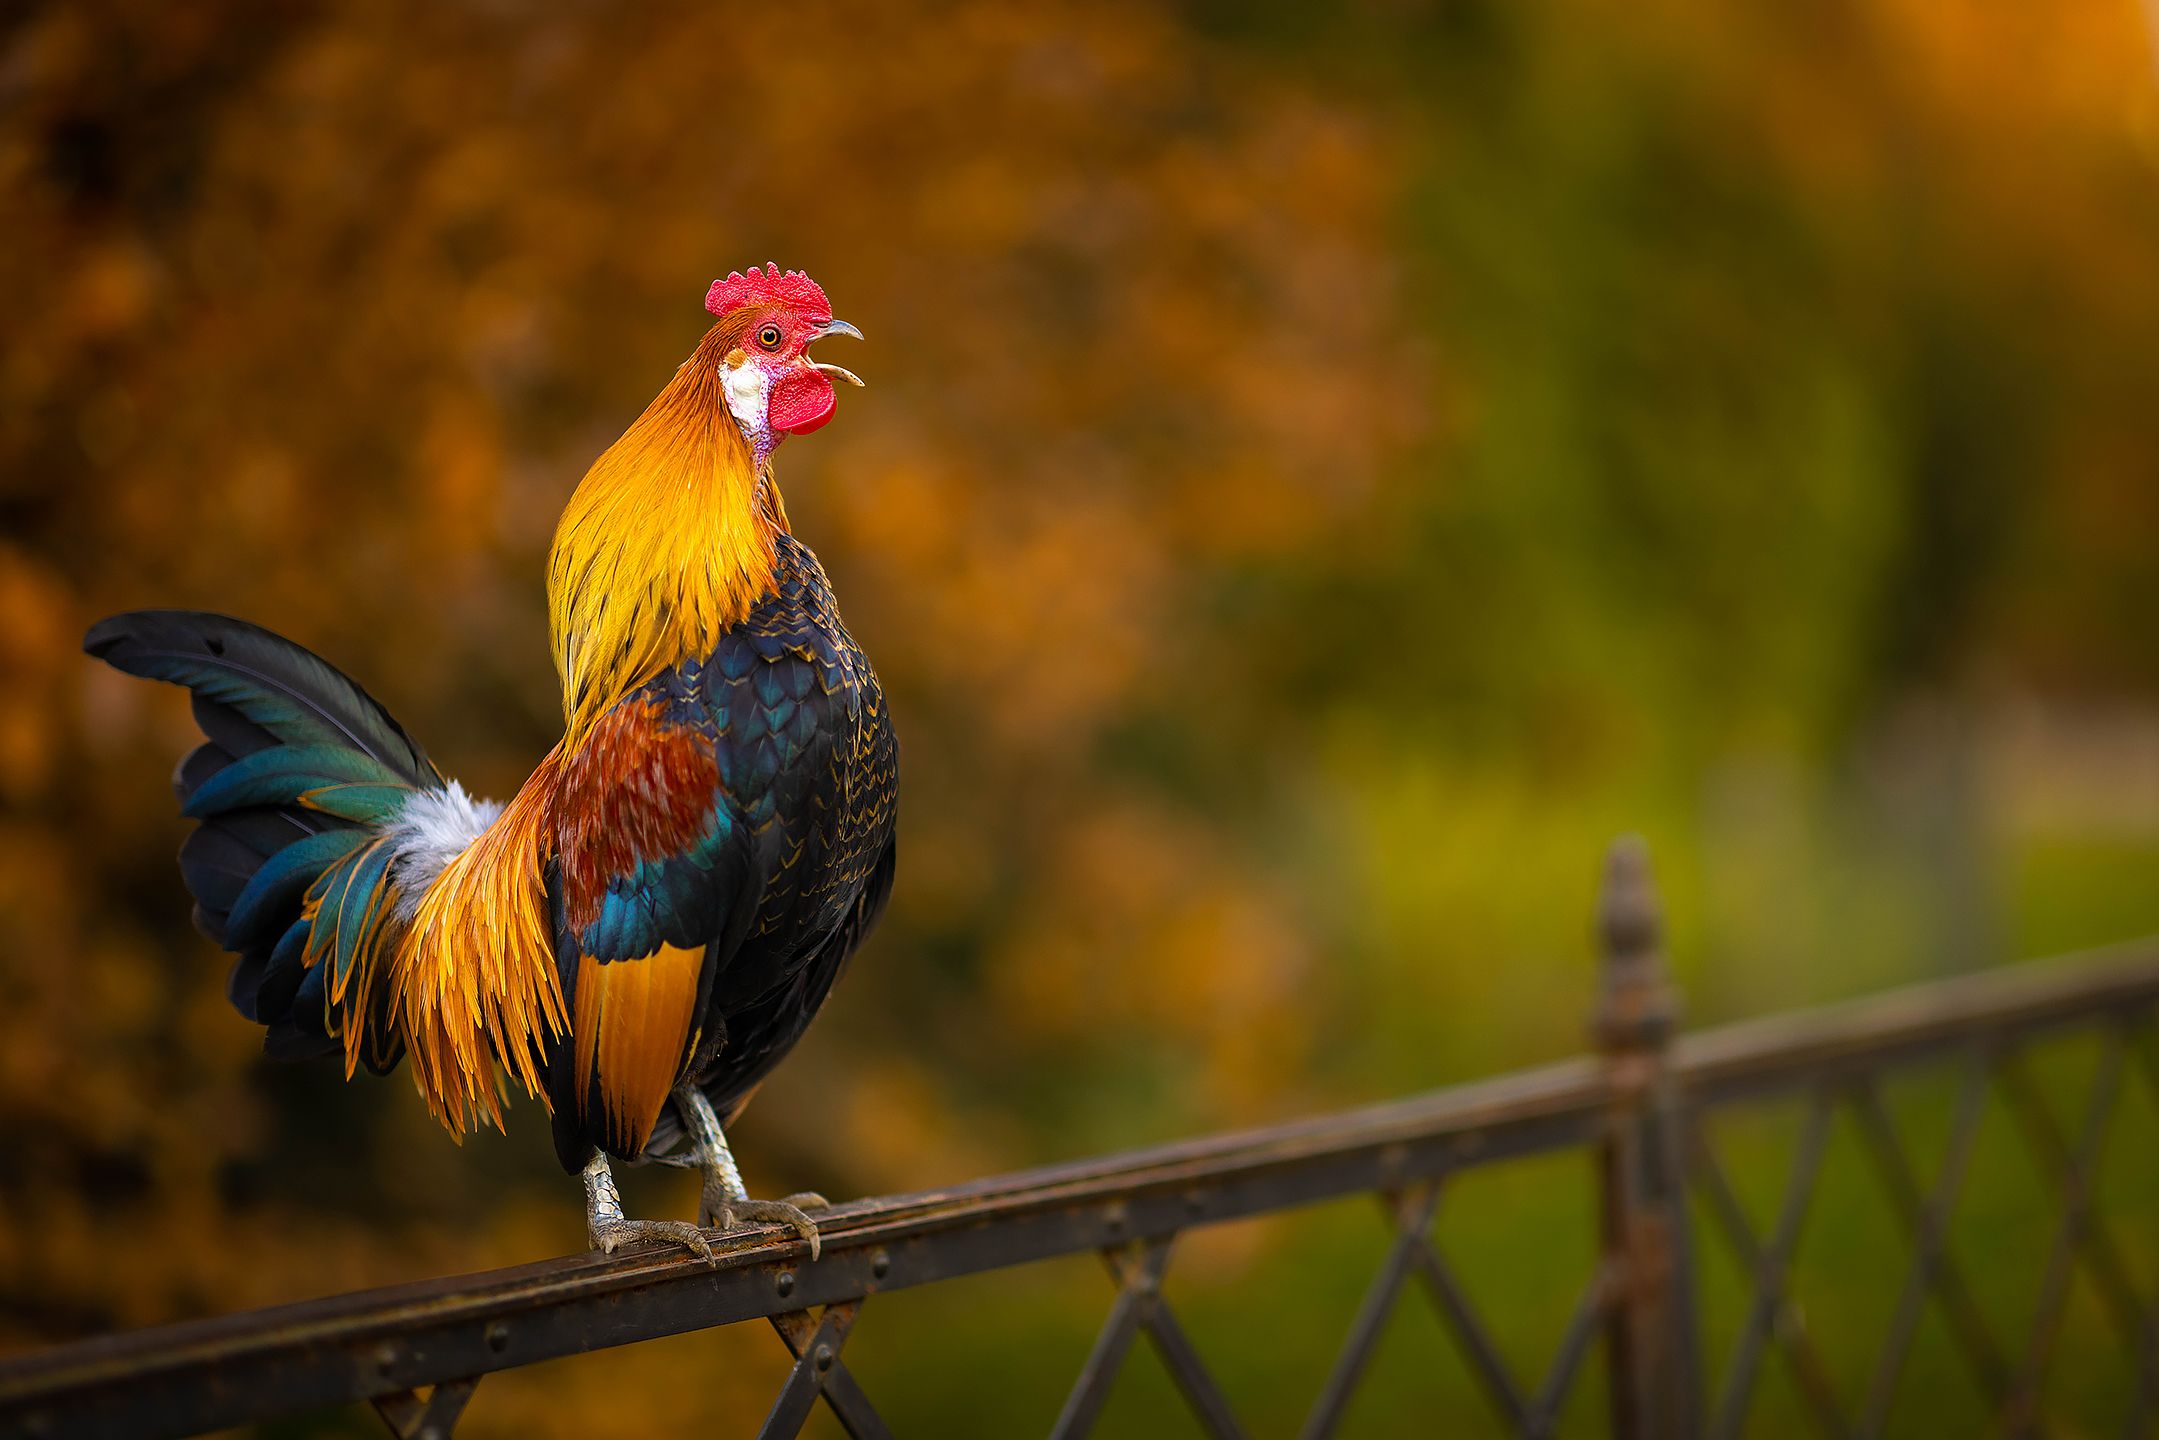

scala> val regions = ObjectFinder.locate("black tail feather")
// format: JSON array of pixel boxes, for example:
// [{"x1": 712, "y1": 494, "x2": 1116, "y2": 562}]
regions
[
  {"x1": 86, "y1": 610, "x2": 441, "y2": 785},
  {"x1": 89, "y1": 610, "x2": 430, "y2": 1070}
]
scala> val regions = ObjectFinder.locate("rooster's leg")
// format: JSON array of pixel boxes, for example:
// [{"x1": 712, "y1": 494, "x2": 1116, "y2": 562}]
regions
[
  {"x1": 674, "y1": 1084, "x2": 828, "y2": 1261},
  {"x1": 583, "y1": 1152, "x2": 715, "y2": 1264}
]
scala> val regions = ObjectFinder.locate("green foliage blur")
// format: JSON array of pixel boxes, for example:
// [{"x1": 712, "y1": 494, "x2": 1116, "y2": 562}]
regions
[{"x1": 2, "y1": 1, "x2": 2156, "y2": 1434}]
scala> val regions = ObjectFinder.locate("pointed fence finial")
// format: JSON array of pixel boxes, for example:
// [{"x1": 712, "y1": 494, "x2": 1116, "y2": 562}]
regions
[
  {"x1": 1590, "y1": 833, "x2": 1700, "y2": 1438},
  {"x1": 1594, "y1": 834, "x2": 1679, "y2": 1053}
]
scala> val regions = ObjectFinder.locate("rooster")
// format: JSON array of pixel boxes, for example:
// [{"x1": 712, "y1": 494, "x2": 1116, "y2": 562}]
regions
[{"x1": 85, "y1": 266, "x2": 894, "y2": 1262}]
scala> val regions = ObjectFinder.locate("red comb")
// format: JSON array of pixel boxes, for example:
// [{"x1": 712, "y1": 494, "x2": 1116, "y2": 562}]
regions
[{"x1": 705, "y1": 264, "x2": 832, "y2": 321}]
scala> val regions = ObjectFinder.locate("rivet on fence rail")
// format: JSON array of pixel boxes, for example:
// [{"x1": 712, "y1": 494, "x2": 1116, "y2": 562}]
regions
[{"x1": 758, "y1": 1301, "x2": 886, "y2": 1440}]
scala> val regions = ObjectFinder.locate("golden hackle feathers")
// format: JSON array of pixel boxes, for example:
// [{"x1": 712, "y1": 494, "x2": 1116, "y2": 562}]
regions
[{"x1": 548, "y1": 329, "x2": 783, "y2": 744}]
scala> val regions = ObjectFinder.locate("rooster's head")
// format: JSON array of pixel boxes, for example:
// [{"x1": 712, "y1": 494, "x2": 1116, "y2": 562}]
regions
[{"x1": 703, "y1": 265, "x2": 862, "y2": 455}]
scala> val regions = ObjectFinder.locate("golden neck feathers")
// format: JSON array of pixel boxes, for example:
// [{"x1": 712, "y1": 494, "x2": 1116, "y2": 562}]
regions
[{"x1": 546, "y1": 332, "x2": 788, "y2": 744}]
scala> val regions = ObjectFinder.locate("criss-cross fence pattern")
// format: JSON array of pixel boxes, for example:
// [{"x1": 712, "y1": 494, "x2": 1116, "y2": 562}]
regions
[{"x1": 2, "y1": 838, "x2": 2156, "y2": 1440}]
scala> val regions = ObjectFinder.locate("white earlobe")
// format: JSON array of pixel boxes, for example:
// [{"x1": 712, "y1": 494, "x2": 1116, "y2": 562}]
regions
[{"x1": 723, "y1": 358, "x2": 769, "y2": 440}]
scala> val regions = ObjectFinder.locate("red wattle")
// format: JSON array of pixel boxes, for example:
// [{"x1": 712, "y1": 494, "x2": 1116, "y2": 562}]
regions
[{"x1": 769, "y1": 369, "x2": 837, "y2": 435}]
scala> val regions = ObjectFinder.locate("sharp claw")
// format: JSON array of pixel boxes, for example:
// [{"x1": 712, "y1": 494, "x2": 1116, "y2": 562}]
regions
[
  {"x1": 730, "y1": 1199, "x2": 823, "y2": 1262},
  {"x1": 592, "y1": 1218, "x2": 717, "y2": 1267},
  {"x1": 698, "y1": 1179, "x2": 826, "y2": 1259}
]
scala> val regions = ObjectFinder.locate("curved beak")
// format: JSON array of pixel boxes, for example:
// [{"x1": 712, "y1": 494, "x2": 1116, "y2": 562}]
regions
[{"x1": 808, "y1": 318, "x2": 865, "y2": 387}]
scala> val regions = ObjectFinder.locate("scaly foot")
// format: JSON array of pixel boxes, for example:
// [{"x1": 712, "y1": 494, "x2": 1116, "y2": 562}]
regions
[
  {"x1": 590, "y1": 1215, "x2": 716, "y2": 1265},
  {"x1": 582, "y1": 1150, "x2": 716, "y2": 1266},
  {"x1": 701, "y1": 1184, "x2": 829, "y2": 1260},
  {"x1": 675, "y1": 1084, "x2": 832, "y2": 1260}
]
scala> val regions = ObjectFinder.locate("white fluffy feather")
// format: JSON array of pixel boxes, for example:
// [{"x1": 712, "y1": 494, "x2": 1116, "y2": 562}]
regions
[
  {"x1": 723, "y1": 354, "x2": 769, "y2": 441},
  {"x1": 383, "y1": 781, "x2": 503, "y2": 924}
]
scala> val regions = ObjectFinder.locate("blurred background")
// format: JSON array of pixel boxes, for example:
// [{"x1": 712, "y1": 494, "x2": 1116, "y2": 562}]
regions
[{"x1": 3, "y1": 1, "x2": 2157, "y2": 1435}]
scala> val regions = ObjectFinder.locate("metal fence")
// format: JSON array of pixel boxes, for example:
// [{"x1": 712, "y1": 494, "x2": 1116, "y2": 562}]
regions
[{"x1": 3, "y1": 837, "x2": 2156, "y2": 1440}]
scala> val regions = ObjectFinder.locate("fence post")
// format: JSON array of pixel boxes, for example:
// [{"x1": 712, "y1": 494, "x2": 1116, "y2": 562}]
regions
[{"x1": 1593, "y1": 836, "x2": 1700, "y2": 1440}]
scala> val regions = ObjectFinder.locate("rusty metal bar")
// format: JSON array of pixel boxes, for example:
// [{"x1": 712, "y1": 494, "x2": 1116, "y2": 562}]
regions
[
  {"x1": 1110, "y1": 1243, "x2": 1246, "y2": 1440},
  {"x1": 2004, "y1": 1027, "x2": 2133, "y2": 1439},
  {"x1": 370, "y1": 1376, "x2": 477, "y2": 1440},
  {"x1": 1528, "y1": 1266, "x2": 1617, "y2": 1438},
  {"x1": 1594, "y1": 837, "x2": 1701, "y2": 1440},
  {"x1": 1999, "y1": 1036, "x2": 2152, "y2": 1366},
  {"x1": 1849, "y1": 1057, "x2": 2007, "y2": 1433},
  {"x1": 766, "y1": 1306, "x2": 890, "y2": 1440},
  {"x1": 1298, "y1": 1187, "x2": 1440, "y2": 1440},
  {"x1": 756, "y1": 1302, "x2": 863, "y2": 1440},
  {"x1": 1046, "y1": 1280, "x2": 1143, "y2": 1439},
  {"x1": 1052, "y1": 1238, "x2": 1249, "y2": 1440},
  {"x1": 0, "y1": 936, "x2": 2153, "y2": 1440},
  {"x1": 1411, "y1": 1222, "x2": 1533, "y2": 1430},
  {"x1": 1676, "y1": 941, "x2": 2159, "y2": 1109},
  {"x1": 1696, "y1": 1093, "x2": 1845, "y2": 1440},
  {"x1": 2126, "y1": 1023, "x2": 2159, "y2": 1440},
  {"x1": 0, "y1": 1055, "x2": 1613, "y2": 1440}
]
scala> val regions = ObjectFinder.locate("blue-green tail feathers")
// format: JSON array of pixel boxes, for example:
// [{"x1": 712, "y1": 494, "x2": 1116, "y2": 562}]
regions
[
  {"x1": 84, "y1": 611, "x2": 440, "y2": 782},
  {"x1": 86, "y1": 610, "x2": 440, "y2": 1069}
]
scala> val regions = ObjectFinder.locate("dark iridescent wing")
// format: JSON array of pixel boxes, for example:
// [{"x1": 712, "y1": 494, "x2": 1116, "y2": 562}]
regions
[
  {"x1": 545, "y1": 604, "x2": 861, "y2": 1159},
  {"x1": 544, "y1": 670, "x2": 738, "y2": 1157}
]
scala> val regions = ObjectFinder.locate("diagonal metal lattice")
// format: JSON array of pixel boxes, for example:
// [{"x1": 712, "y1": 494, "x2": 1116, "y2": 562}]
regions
[
  {"x1": 1847, "y1": 1055, "x2": 2009, "y2": 1435},
  {"x1": 1300, "y1": 1180, "x2": 1609, "y2": 1440},
  {"x1": 371, "y1": 1376, "x2": 479, "y2": 1440},
  {"x1": 1301, "y1": 1185, "x2": 1446, "y2": 1440},
  {"x1": 1997, "y1": 1025, "x2": 2148, "y2": 1439},
  {"x1": 756, "y1": 1301, "x2": 886, "y2": 1440},
  {"x1": 2125, "y1": 1024, "x2": 2159, "y2": 1440},
  {"x1": 1693, "y1": 1091, "x2": 1847, "y2": 1440},
  {"x1": 1686, "y1": 1012, "x2": 2159, "y2": 1440},
  {"x1": 1050, "y1": 1237, "x2": 1244, "y2": 1440}
]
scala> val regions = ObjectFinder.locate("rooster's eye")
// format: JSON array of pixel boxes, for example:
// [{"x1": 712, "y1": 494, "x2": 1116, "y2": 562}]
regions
[{"x1": 757, "y1": 325, "x2": 783, "y2": 349}]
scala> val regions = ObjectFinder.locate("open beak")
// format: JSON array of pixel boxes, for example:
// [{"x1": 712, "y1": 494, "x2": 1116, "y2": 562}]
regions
[{"x1": 809, "y1": 319, "x2": 865, "y2": 387}]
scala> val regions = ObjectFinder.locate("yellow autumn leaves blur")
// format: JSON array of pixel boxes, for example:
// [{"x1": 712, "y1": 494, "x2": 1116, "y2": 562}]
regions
[{"x1": 0, "y1": 0, "x2": 1417, "y2": 1361}]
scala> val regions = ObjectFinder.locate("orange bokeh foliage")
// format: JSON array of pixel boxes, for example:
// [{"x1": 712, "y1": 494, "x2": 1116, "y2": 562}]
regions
[
  {"x1": 0, "y1": 0, "x2": 1414, "y2": 1370},
  {"x1": 7, "y1": 2, "x2": 2159, "y2": 1433}
]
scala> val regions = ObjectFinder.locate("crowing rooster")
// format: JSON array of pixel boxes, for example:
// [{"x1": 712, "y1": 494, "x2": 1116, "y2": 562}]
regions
[{"x1": 85, "y1": 267, "x2": 894, "y2": 1261}]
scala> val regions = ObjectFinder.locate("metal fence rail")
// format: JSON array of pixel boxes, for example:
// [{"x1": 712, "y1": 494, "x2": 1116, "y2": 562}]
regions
[{"x1": 3, "y1": 839, "x2": 2156, "y2": 1440}]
